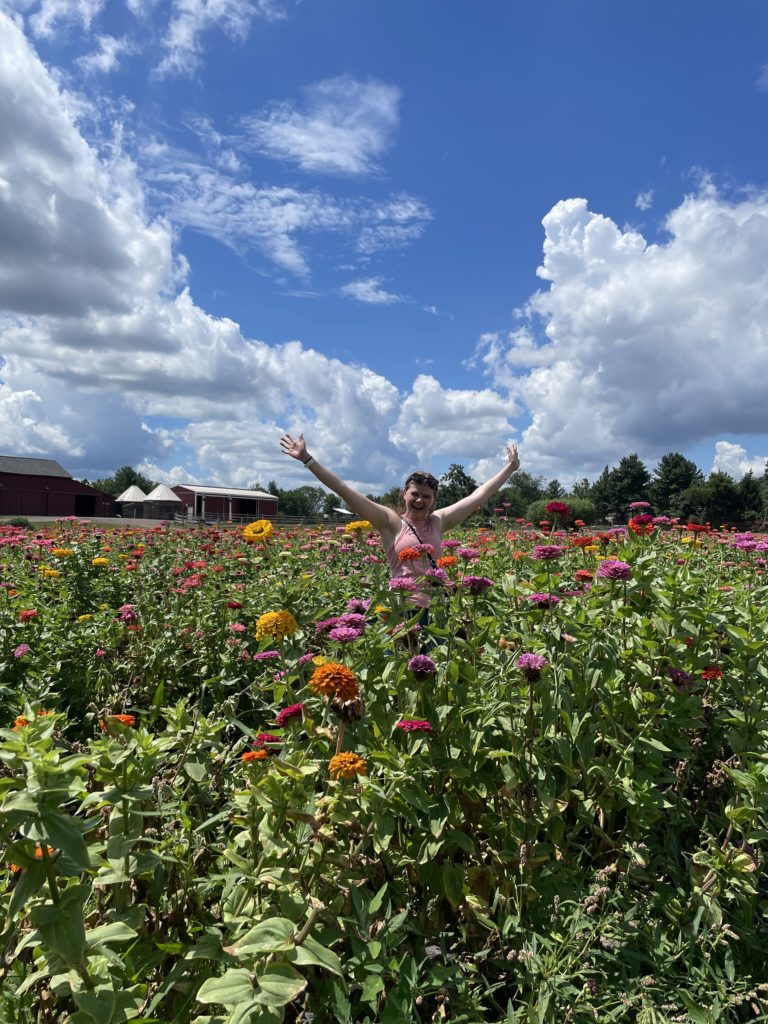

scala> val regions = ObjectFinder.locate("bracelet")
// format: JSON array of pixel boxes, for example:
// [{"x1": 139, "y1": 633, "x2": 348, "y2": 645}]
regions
[{"x1": 302, "y1": 456, "x2": 316, "y2": 468}]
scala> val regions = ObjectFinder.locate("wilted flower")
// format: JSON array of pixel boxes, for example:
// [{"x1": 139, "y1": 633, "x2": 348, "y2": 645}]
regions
[
  {"x1": 329, "y1": 752, "x2": 368, "y2": 779},
  {"x1": 18, "y1": 609, "x2": 38, "y2": 623},
  {"x1": 330, "y1": 695, "x2": 365, "y2": 722},
  {"x1": 116, "y1": 604, "x2": 138, "y2": 624}
]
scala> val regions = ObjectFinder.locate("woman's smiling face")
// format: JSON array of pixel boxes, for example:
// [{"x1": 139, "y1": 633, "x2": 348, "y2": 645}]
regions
[{"x1": 403, "y1": 482, "x2": 435, "y2": 518}]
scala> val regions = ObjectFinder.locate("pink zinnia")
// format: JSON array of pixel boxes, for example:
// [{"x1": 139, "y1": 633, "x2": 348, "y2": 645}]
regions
[
  {"x1": 275, "y1": 703, "x2": 304, "y2": 727},
  {"x1": 395, "y1": 719, "x2": 433, "y2": 733},
  {"x1": 531, "y1": 545, "x2": 563, "y2": 560}
]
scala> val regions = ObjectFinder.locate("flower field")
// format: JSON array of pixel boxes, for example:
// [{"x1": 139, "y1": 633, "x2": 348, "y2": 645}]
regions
[{"x1": 1, "y1": 514, "x2": 768, "y2": 1023}]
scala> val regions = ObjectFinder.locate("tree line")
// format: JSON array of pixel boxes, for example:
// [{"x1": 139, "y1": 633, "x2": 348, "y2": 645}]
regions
[{"x1": 87, "y1": 455, "x2": 768, "y2": 528}]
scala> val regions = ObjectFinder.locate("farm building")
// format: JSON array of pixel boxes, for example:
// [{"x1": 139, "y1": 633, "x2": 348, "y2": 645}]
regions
[
  {"x1": 115, "y1": 485, "x2": 148, "y2": 518},
  {"x1": 172, "y1": 484, "x2": 278, "y2": 522},
  {"x1": 0, "y1": 456, "x2": 114, "y2": 518}
]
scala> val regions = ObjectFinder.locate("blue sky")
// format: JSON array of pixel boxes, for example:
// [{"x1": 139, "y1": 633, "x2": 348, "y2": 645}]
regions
[{"x1": 2, "y1": 0, "x2": 768, "y2": 492}]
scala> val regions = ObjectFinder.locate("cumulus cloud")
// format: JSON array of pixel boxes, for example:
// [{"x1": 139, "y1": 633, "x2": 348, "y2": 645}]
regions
[
  {"x1": 711, "y1": 441, "x2": 767, "y2": 480},
  {"x1": 243, "y1": 76, "x2": 400, "y2": 176},
  {"x1": 0, "y1": 12, "x2": 507, "y2": 489},
  {"x1": 340, "y1": 277, "x2": 402, "y2": 305},
  {"x1": 475, "y1": 190, "x2": 768, "y2": 479},
  {"x1": 391, "y1": 375, "x2": 519, "y2": 465}
]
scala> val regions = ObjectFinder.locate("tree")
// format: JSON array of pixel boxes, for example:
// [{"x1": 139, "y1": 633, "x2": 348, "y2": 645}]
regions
[
  {"x1": 89, "y1": 466, "x2": 156, "y2": 498},
  {"x1": 437, "y1": 464, "x2": 478, "y2": 509},
  {"x1": 545, "y1": 478, "x2": 566, "y2": 498},
  {"x1": 678, "y1": 472, "x2": 741, "y2": 526},
  {"x1": 571, "y1": 478, "x2": 592, "y2": 499},
  {"x1": 737, "y1": 471, "x2": 763, "y2": 528},
  {"x1": 649, "y1": 453, "x2": 704, "y2": 516}
]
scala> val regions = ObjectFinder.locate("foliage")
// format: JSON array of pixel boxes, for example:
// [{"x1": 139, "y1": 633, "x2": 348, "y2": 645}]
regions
[
  {"x1": 1, "y1": 516, "x2": 768, "y2": 1021},
  {"x1": 524, "y1": 497, "x2": 596, "y2": 526},
  {"x1": 87, "y1": 466, "x2": 157, "y2": 498},
  {"x1": 437, "y1": 464, "x2": 478, "y2": 508}
]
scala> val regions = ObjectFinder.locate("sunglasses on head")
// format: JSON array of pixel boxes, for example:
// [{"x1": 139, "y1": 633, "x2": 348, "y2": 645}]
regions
[{"x1": 407, "y1": 473, "x2": 438, "y2": 489}]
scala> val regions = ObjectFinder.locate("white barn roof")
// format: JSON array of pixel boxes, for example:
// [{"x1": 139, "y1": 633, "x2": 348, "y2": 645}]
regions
[
  {"x1": 177, "y1": 484, "x2": 275, "y2": 500},
  {"x1": 146, "y1": 484, "x2": 182, "y2": 502},
  {"x1": 116, "y1": 485, "x2": 148, "y2": 502}
]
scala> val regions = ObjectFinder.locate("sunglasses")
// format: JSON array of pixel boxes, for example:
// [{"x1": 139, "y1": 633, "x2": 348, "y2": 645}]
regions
[{"x1": 406, "y1": 473, "x2": 439, "y2": 489}]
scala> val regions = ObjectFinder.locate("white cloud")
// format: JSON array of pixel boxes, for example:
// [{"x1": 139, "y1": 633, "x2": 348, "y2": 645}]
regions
[
  {"x1": 77, "y1": 34, "x2": 134, "y2": 75},
  {"x1": 141, "y1": 142, "x2": 430, "y2": 278},
  {"x1": 340, "y1": 277, "x2": 402, "y2": 305},
  {"x1": 711, "y1": 441, "x2": 767, "y2": 480},
  {"x1": 391, "y1": 374, "x2": 519, "y2": 464},
  {"x1": 756, "y1": 65, "x2": 768, "y2": 93},
  {"x1": 476, "y1": 190, "x2": 768, "y2": 480},
  {"x1": 156, "y1": 0, "x2": 286, "y2": 77},
  {"x1": 635, "y1": 189, "x2": 654, "y2": 211},
  {"x1": 28, "y1": 0, "x2": 104, "y2": 38},
  {"x1": 243, "y1": 76, "x2": 400, "y2": 176}
]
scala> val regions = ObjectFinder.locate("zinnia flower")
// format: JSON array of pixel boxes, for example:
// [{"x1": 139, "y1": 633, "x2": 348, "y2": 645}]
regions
[
  {"x1": 388, "y1": 577, "x2": 417, "y2": 592},
  {"x1": 459, "y1": 575, "x2": 494, "y2": 594},
  {"x1": 91, "y1": 557, "x2": 109, "y2": 566},
  {"x1": 398, "y1": 546, "x2": 422, "y2": 562},
  {"x1": 256, "y1": 610, "x2": 298, "y2": 642},
  {"x1": 597, "y1": 560, "x2": 632, "y2": 581},
  {"x1": 327, "y1": 626, "x2": 362, "y2": 643},
  {"x1": 628, "y1": 501, "x2": 651, "y2": 509},
  {"x1": 517, "y1": 652, "x2": 548, "y2": 681},
  {"x1": 668, "y1": 668, "x2": 693, "y2": 689},
  {"x1": 309, "y1": 661, "x2": 359, "y2": 700},
  {"x1": 344, "y1": 520, "x2": 372, "y2": 533},
  {"x1": 544, "y1": 501, "x2": 571, "y2": 517},
  {"x1": 395, "y1": 719, "x2": 433, "y2": 733},
  {"x1": 243, "y1": 520, "x2": 274, "y2": 543},
  {"x1": 328, "y1": 752, "x2": 368, "y2": 779},
  {"x1": 701, "y1": 666, "x2": 723, "y2": 680},
  {"x1": 253, "y1": 650, "x2": 280, "y2": 661},
  {"x1": 18, "y1": 609, "x2": 38, "y2": 623},
  {"x1": 13, "y1": 644, "x2": 30, "y2": 659},
  {"x1": 253, "y1": 732, "x2": 282, "y2": 753},
  {"x1": 408, "y1": 654, "x2": 437, "y2": 679},
  {"x1": 10, "y1": 845, "x2": 56, "y2": 872},
  {"x1": 275, "y1": 703, "x2": 304, "y2": 727},
  {"x1": 99, "y1": 713, "x2": 136, "y2": 731},
  {"x1": 531, "y1": 545, "x2": 564, "y2": 560},
  {"x1": 526, "y1": 593, "x2": 560, "y2": 608},
  {"x1": 242, "y1": 749, "x2": 267, "y2": 762}
]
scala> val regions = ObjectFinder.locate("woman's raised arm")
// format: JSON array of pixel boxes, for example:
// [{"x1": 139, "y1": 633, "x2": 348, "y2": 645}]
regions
[
  {"x1": 434, "y1": 444, "x2": 520, "y2": 531},
  {"x1": 279, "y1": 433, "x2": 399, "y2": 535}
]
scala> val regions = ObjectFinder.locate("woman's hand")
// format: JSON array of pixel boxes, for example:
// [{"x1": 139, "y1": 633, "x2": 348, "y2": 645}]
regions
[
  {"x1": 506, "y1": 443, "x2": 520, "y2": 472},
  {"x1": 280, "y1": 432, "x2": 308, "y2": 461}
]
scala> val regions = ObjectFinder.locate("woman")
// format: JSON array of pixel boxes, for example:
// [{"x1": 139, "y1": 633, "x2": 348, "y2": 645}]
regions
[{"x1": 279, "y1": 433, "x2": 520, "y2": 607}]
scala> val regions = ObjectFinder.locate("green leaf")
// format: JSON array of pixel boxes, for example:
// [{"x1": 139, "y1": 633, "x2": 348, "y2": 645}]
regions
[
  {"x1": 85, "y1": 922, "x2": 139, "y2": 948},
  {"x1": 253, "y1": 964, "x2": 307, "y2": 1006},
  {"x1": 30, "y1": 885, "x2": 89, "y2": 966},
  {"x1": 197, "y1": 969, "x2": 255, "y2": 1007},
  {"x1": 185, "y1": 762, "x2": 207, "y2": 782},
  {"x1": 441, "y1": 864, "x2": 465, "y2": 908},
  {"x1": 291, "y1": 934, "x2": 342, "y2": 976},
  {"x1": 72, "y1": 984, "x2": 143, "y2": 1023},
  {"x1": 228, "y1": 917, "x2": 295, "y2": 954},
  {"x1": 38, "y1": 811, "x2": 91, "y2": 869},
  {"x1": 368, "y1": 882, "x2": 388, "y2": 914}
]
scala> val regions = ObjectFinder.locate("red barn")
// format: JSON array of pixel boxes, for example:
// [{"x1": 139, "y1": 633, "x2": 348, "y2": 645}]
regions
[
  {"x1": 171, "y1": 484, "x2": 278, "y2": 522},
  {"x1": 0, "y1": 456, "x2": 115, "y2": 518}
]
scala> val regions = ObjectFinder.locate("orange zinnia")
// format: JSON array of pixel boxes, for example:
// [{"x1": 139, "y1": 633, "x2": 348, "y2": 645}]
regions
[
  {"x1": 242, "y1": 749, "x2": 268, "y2": 762},
  {"x1": 398, "y1": 546, "x2": 421, "y2": 562},
  {"x1": 328, "y1": 752, "x2": 368, "y2": 780},
  {"x1": 99, "y1": 713, "x2": 137, "y2": 732},
  {"x1": 309, "y1": 662, "x2": 359, "y2": 701}
]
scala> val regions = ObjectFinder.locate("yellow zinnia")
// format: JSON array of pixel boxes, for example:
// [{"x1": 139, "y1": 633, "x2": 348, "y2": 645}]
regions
[
  {"x1": 52, "y1": 548, "x2": 74, "y2": 557},
  {"x1": 255, "y1": 610, "x2": 298, "y2": 642},
  {"x1": 243, "y1": 520, "x2": 274, "y2": 543},
  {"x1": 344, "y1": 520, "x2": 372, "y2": 534},
  {"x1": 91, "y1": 557, "x2": 109, "y2": 566}
]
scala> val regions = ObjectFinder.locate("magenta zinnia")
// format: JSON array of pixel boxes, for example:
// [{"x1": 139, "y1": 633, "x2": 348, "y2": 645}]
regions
[{"x1": 597, "y1": 559, "x2": 632, "y2": 581}]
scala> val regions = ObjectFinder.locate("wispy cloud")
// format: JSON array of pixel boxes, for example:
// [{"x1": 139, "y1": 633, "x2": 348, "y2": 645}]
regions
[
  {"x1": 242, "y1": 76, "x2": 401, "y2": 176},
  {"x1": 156, "y1": 0, "x2": 286, "y2": 78},
  {"x1": 77, "y1": 34, "x2": 134, "y2": 75},
  {"x1": 340, "y1": 277, "x2": 403, "y2": 304},
  {"x1": 27, "y1": 0, "x2": 104, "y2": 38},
  {"x1": 357, "y1": 194, "x2": 432, "y2": 253},
  {"x1": 635, "y1": 189, "x2": 654, "y2": 211}
]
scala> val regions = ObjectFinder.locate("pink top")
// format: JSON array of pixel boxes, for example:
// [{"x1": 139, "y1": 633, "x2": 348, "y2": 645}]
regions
[{"x1": 387, "y1": 516, "x2": 444, "y2": 608}]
